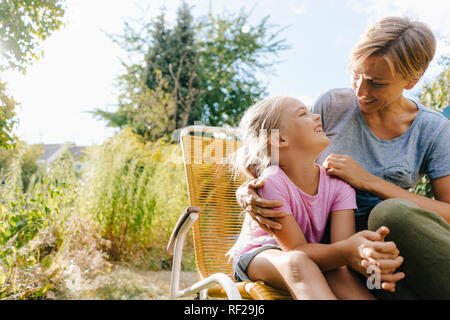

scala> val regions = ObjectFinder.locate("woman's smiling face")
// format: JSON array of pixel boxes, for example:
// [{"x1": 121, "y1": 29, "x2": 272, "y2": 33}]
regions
[{"x1": 351, "y1": 55, "x2": 417, "y2": 114}]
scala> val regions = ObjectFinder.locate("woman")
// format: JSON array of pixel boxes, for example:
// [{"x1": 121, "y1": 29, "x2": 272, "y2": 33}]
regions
[{"x1": 236, "y1": 16, "x2": 450, "y2": 299}]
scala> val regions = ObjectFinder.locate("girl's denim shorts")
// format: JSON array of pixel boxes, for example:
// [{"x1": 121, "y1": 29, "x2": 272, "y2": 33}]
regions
[{"x1": 234, "y1": 244, "x2": 280, "y2": 282}]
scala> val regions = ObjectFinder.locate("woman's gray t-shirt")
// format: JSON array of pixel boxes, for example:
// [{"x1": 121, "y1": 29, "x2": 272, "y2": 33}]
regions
[{"x1": 312, "y1": 88, "x2": 450, "y2": 216}]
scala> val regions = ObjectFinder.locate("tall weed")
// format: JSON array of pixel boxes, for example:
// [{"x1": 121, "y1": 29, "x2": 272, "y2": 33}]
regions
[
  {"x1": 1, "y1": 130, "x2": 193, "y2": 299},
  {"x1": 79, "y1": 129, "x2": 190, "y2": 269},
  {"x1": 0, "y1": 145, "x2": 110, "y2": 299}
]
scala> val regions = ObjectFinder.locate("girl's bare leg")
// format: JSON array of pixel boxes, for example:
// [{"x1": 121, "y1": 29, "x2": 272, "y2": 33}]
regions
[
  {"x1": 324, "y1": 266, "x2": 375, "y2": 300},
  {"x1": 246, "y1": 249, "x2": 337, "y2": 300}
]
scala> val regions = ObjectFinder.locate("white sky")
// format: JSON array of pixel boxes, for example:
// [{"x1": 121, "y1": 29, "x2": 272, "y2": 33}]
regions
[{"x1": 2, "y1": 0, "x2": 449, "y2": 146}]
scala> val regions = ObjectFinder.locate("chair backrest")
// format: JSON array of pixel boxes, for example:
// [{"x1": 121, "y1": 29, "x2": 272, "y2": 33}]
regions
[{"x1": 180, "y1": 126, "x2": 247, "y2": 279}]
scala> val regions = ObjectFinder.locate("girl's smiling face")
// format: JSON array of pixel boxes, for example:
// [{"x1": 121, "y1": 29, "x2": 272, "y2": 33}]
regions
[{"x1": 279, "y1": 98, "x2": 329, "y2": 155}]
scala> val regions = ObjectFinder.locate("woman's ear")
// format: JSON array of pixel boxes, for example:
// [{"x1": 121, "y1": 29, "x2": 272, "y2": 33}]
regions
[
  {"x1": 405, "y1": 79, "x2": 419, "y2": 90},
  {"x1": 405, "y1": 72, "x2": 423, "y2": 90}
]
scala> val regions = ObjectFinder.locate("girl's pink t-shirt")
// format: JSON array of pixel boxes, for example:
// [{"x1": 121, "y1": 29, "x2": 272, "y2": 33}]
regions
[{"x1": 233, "y1": 165, "x2": 357, "y2": 259}]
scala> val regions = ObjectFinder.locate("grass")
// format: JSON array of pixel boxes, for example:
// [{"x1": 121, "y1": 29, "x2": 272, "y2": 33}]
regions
[{"x1": 55, "y1": 263, "x2": 198, "y2": 300}]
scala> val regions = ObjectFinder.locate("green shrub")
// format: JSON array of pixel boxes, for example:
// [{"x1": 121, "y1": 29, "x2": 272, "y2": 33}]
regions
[
  {"x1": 79, "y1": 128, "x2": 191, "y2": 270},
  {"x1": 0, "y1": 146, "x2": 110, "y2": 299},
  {"x1": 411, "y1": 175, "x2": 434, "y2": 199},
  {"x1": 0, "y1": 141, "x2": 43, "y2": 192},
  {"x1": 411, "y1": 60, "x2": 449, "y2": 199},
  {"x1": 0, "y1": 129, "x2": 194, "y2": 300}
]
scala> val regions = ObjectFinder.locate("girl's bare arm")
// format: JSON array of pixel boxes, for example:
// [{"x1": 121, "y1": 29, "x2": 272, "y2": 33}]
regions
[
  {"x1": 272, "y1": 214, "x2": 347, "y2": 271},
  {"x1": 271, "y1": 212, "x2": 403, "y2": 275}
]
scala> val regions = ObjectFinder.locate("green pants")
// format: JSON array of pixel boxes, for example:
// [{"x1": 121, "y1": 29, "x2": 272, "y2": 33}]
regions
[{"x1": 368, "y1": 198, "x2": 450, "y2": 300}]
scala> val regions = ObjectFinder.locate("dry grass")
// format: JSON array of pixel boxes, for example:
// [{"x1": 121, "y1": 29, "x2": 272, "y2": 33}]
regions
[{"x1": 72, "y1": 265, "x2": 198, "y2": 300}]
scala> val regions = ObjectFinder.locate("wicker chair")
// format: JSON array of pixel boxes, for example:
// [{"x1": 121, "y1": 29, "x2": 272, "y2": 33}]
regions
[{"x1": 167, "y1": 125, "x2": 292, "y2": 300}]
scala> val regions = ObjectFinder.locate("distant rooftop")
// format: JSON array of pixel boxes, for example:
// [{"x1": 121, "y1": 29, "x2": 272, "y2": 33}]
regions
[{"x1": 38, "y1": 144, "x2": 86, "y2": 163}]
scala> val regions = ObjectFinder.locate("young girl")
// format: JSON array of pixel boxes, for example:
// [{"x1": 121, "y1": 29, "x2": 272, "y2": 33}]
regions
[{"x1": 227, "y1": 96, "x2": 403, "y2": 299}]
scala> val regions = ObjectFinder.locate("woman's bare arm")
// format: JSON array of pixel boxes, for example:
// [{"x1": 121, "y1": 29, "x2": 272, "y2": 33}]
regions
[
  {"x1": 236, "y1": 178, "x2": 287, "y2": 232},
  {"x1": 367, "y1": 174, "x2": 450, "y2": 223},
  {"x1": 323, "y1": 154, "x2": 450, "y2": 223}
]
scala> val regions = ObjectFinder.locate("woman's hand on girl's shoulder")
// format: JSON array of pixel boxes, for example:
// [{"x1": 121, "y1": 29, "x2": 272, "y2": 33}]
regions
[
  {"x1": 323, "y1": 153, "x2": 376, "y2": 190},
  {"x1": 236, "y1": 178, "x2": 287, "y2": 233}
]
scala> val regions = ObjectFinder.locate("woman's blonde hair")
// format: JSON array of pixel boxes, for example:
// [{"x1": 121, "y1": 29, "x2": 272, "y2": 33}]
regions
[
  {"x1": 349, "y1": 16, "x2": 436, "y2": 81},
  {"x1": 233, "y1": 96, "x2": 292, "y2": 179}
]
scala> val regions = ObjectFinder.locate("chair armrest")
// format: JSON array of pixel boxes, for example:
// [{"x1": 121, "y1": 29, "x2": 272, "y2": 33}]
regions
[
  {"x1": 167, "y1": 206, "x2": 201, "y2": 255},
  {"x1": 178, "y1": 273, "x2": 242, "y2": 300}
]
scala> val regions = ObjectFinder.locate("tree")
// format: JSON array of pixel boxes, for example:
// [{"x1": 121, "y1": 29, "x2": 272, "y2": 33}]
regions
[
  {"x1": 197, "y1": 10, "x2": 289, "y2": 126},
  {"x1": 93, "y1": 3, "x2": 289, "y2": 141},
  {"x1": 0, "y1": 0, "x2": 66, "y2": 72},
  {"x1": 0, "y1": 81, "x2": 19, "y2": 148},
  {"x1": 94, "y1": 69, "x2": 176, "y2": 141},
  {"x1": 143, "y1": 2, "x2": 201, "y2": 131},
  {"x1": 418, "y1": 57, "x2": 449, "y2": 114},
  {"x1": 91, "y1": 8, "x2": 178, "y2": 141},
  {"x1": 0, "y1": 0, "x2": 66, "y2": 148}
]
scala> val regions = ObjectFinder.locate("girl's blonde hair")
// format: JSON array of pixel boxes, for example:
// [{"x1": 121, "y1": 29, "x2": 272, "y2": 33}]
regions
[
  {"x1": 233, "y1": 96, "x2": 291, "y2": 179},
  {"x1": 227, "y1": 96, "x2": 293, "y2": 261},
  {"x1": 349, "y1": 16, "x2": 436, "y2": 81}
]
